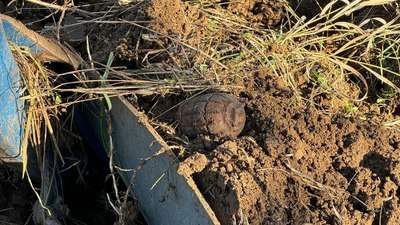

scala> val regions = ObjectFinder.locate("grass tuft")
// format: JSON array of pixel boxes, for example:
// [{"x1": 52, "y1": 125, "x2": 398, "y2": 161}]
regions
[{"x1": 10, "y1": 43, "x2": 65, "y2": 177}]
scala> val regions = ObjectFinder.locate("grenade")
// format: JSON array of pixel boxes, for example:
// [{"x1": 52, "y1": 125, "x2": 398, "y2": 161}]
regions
[{"x1": 177, "y1": 93, "x2": 246, "y2": 138}]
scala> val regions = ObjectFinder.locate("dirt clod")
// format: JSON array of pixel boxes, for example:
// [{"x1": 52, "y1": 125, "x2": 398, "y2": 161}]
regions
[
  {"x1": 178, "y1": 152, "x2": 209, "y2": 177},
  {"x1": 225, "y1": 0, "x2": 284, "y2": 26},
  {"x1": 147, "y1": 0, "x2": 192, "y2": 36}
]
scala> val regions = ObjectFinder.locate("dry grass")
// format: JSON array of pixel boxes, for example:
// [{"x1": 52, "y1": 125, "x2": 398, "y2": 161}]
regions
[
  {"x1": 12, "y1": 0, "x2": 400, "y2": 117},
  {"x1": 10, "y1": 43, "x2": 65, "y2": 177},
  {"x1": 104, "y1": 0, "x2": 400, "y2": 119},
  {"x1": 9, "y1": 43, "x2": 65, "y2": 222},
  {"x1": 207, "y1": 0, "x2": 400, "y2": 95}
]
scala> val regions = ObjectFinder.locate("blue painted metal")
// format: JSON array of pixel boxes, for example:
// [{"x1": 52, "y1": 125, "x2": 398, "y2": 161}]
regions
[
  {"x1": 0, "y1": 17, "x2": 76, "y2": 224},
  {"x1": 0, "y1": 14, "x2": 80, "y2": 162},
  {"x1": 2, "y1": 19, "x2": 43, "y2": 55},
  {"x1": 0, "y1": 15, "x2": 49, "y2": 162},
  {"x1": 75, "y1": 97, "x2": 220, "y2": 225},
  {"x1": 0, "y1": 18, "x2": 26, "y2": 162}
]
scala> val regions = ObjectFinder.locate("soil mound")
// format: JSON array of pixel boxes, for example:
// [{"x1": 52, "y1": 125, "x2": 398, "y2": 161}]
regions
[{"x1": 194, "y1": 73, "x2": 400, "y2": 224}]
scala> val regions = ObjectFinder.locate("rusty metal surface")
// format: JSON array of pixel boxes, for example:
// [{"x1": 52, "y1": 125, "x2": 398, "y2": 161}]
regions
[{"x1": 177, "y1": 93, "x2": 246, "y2": 138}]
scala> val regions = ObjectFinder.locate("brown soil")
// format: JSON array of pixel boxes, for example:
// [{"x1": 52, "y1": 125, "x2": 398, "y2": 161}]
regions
[
  {"x1": 139, "y1": 70, "x2": 400, "y2": 224},
  {"x1": 120, "y1": 1, "x2": 400, "y2": 224},
  {"x1": 147, "y1": 0, "x2": 192, "y2": 36},
  {"x1": 193, "y1": 73, "x2": 400, "y2": 224}
]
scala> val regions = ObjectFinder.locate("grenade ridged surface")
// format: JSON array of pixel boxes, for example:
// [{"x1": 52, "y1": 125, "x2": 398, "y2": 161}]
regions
[{"x1": 177, "y1": 93, "x2": 246, "y2": 138}]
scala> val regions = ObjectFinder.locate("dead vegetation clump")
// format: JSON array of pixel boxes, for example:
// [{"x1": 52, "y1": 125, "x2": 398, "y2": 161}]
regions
[{"x1": 10, "y1": 44, "x2": 65, "y2": 177}]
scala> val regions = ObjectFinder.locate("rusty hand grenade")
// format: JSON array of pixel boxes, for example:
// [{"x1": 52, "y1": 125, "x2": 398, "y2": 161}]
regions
[{"x1": 177, "y1": 93, "x2": 246, "y2": 138}]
